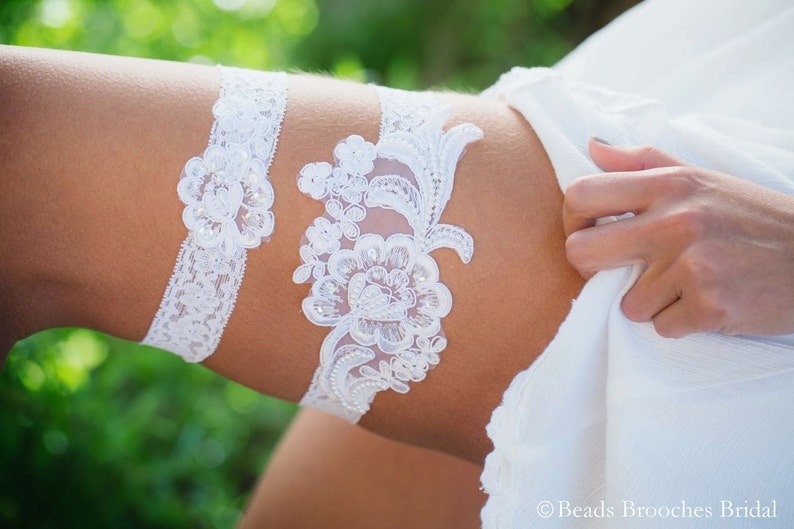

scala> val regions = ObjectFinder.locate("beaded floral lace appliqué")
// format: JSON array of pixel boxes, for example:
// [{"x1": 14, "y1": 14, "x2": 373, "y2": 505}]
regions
[
  {"x1": 295, "y1": 87, "x2": 483, "y2": 422},
  {"x1": 142, "y1": 67, "x2": 287, "y2": 362}
]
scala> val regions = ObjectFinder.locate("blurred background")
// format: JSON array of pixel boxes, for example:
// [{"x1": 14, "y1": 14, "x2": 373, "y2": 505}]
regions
[{"x1": 1, "y1": 0, "x2": 638, "y2": 527}]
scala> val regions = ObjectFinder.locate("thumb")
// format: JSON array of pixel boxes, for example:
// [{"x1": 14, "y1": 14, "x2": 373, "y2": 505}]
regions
[{"x1": 589, "y1": 138, "x2": 688, "y2": 172}]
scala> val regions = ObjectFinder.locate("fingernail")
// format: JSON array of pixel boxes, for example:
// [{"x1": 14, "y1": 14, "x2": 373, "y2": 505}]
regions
[{"x1": 592, "y1": 136, "x2": 611, "y2": 146}]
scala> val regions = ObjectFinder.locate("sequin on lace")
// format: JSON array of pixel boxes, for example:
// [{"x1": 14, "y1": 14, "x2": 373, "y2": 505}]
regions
[
  {"x1": 142, "y1": 67, "x2": 287, "y2": 362},
  {"x1": 295, "y1": 87, "x2": 483, "y2": 422}
]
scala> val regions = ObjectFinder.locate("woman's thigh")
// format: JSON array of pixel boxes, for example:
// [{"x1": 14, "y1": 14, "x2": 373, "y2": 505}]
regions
[
  {"x1": 238, "y1": 408, "x2": 485, "y2": 529},
  {"x1": 0, "y1": 46, "x2": 584, "y2": 463}
]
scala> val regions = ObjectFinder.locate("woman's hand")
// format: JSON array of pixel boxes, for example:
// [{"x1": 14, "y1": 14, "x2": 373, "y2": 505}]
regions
[{"x1": 563, "y1": 138, "x2": 794, "y2": 338}]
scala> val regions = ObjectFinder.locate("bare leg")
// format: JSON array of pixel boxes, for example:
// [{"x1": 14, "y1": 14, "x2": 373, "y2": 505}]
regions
[
  {"x1": 0, "y1": 45, "x2": 583, "y2": 462},
  {"x1": 238, "y1": 408, "x2": 485, "y2": 529}
]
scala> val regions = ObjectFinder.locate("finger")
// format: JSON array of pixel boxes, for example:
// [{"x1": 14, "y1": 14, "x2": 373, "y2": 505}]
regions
[
  {"x1": 563, "y1": 168, "x2": 665, "y2": 236},
  {"x1": 650, "y1": 298, "x2": 706, "y2": 339},
  {"x1": 565, "y1": 215, "x2": 652, "y2": 276},
  {"x1": 588, "y1": 138, "x2": 690, "y2": 173},
  {"x1": 620, "y1": 264, "x2": 681, "y2": 323},
  {"x1": 650, "y1": 288, "x2": 729, "y2": 339}
]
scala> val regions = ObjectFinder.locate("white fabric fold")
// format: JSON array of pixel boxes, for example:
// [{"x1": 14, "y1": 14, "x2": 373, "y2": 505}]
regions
[{"x1": 480, "y1": 0, "x2": 794, "y2": 526}]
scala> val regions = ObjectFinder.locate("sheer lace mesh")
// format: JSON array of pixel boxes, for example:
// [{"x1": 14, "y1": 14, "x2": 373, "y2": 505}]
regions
[
  {"x1": 142, "y1": 67, "x2": 287, "y2": 362},
  {"x1": 295, "y1": 86, "x2": 483, "y2": 422}
]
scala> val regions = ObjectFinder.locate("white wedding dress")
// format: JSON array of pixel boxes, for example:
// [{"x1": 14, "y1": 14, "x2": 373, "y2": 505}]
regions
[{"x1": 480, "y1": 0, "x2": 794, "y2": 527}]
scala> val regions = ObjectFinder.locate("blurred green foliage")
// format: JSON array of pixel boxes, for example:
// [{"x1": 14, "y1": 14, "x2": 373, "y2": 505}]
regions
[
  {"x1": 0, "y1": 0, "x2": 637, "y2": 527},
  {"x1": 1, "y1": 330, "x2": 294, "y2": 528}
]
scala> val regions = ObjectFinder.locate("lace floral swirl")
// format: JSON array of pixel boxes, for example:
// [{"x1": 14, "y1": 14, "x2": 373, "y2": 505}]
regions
[
  {"x1": 295, "y1": 87, "x2": 482, "y2": 422},
  {"x1": 142, "y1": 67, "x2": 287, "y2": 362}
]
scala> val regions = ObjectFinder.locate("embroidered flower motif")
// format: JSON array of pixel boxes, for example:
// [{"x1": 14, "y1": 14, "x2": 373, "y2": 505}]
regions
[
  {"x1": 416, "y1": 335, "x2": 445, "y2": 366},
  {"x1": 381, "y1": 336, "x2": 446, "y2": 384},
  {"x1": 325, "y1": 199, "x2": 366, "y2": 240},
  {"x1": 306, "y1": 217, "x2": 343, "y2": 255},
  {"x1": 303, "y1": 234, "x2": 452, "y2": 354},
  {"x1": 298, "y1": 162, "x2": 333, "y2": 200},
  {"x1": 334, "y1": 135, "x2": 377, "y2": 176},
  {"x1": 213, "y1": 93, "x2": 261, "y2": 141},
  {"x1": 143, "y1": 68, "x2": 286, "y2": 366},
  {"x1": 390, "y1": 351, "x2": 430, "y2": 382},
  {"x1": 178, "y1": 144, "x2": 275, "y2": 256},
  {"x1": 295, "y1": 89, "x2": 483, "y2": 422},
  {"x1": 330, "y1": 167, "x2": 369, "y2": 203},
  {"x1": 293, "y1": 244, "x2": 327, "y2": 284},
  {"x1": 360, "y1": 359, "x2": 411, "y2": 394}
]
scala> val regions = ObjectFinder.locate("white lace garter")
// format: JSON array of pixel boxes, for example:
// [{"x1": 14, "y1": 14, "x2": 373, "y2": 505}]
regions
[
  {"x1": 294, "y1": 87, "x2": 483, "y2": 422},
  {"x1": 142, "y1": 67, "x2": 288, "y2": 362}
]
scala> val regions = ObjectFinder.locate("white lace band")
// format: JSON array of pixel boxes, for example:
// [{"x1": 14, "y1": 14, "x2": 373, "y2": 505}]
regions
[
  {"x1": 294, "y1": 86, "x2": 483, "y2": 422},
  {"x1": 142, "y1": 67, "x2": 288, "y2": 362}
]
